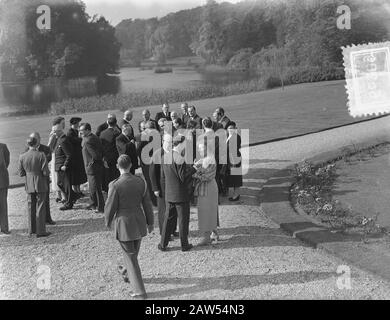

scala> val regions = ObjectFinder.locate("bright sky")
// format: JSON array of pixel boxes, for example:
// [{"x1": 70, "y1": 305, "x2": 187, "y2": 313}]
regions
[{"x1": 83, "y1": 0, "x2": 243, "y2": 25}]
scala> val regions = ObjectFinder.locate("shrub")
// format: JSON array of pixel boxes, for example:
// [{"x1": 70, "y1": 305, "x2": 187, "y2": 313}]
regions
[{"x1": 154, "y1": 67, "x2": 173, "y2": 74}]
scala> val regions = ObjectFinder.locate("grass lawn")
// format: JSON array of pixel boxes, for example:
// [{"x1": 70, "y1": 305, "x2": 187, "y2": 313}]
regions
[
  {"x1": 333, "y1": 144, "x2": 390, "y2": 228},
  {"x1": 0, "y1": 80, "x2": 371, "y2": 185}
]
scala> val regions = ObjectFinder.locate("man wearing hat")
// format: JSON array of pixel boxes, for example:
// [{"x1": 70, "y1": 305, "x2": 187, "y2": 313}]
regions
[
  {"x1": 67, "y1": 117, "x2": 87, "y2": 197},
  {"x1": 18, "y1": 137, "x2": 51, "y2": 237},
  {"x1": 96, "y1": 113, "x2": 121, "y2": 138}
]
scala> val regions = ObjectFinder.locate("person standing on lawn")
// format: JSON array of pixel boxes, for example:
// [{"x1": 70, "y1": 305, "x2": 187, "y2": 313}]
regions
[{"x1": 104, "y1": 155, "x2": 154, "y2": 300}]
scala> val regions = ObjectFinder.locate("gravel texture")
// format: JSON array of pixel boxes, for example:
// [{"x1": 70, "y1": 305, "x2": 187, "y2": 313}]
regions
[
  {"x1": 1, "y1": 178, "x2": 390, "y2": 300},
  {"x1": 2, "y1": 117, "x2": 390, "y2": 299}
]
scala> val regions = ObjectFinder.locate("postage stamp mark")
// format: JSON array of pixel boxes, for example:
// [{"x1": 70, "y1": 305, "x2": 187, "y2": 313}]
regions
[{"x1": 342, "y1": 42, "x2": 390, "y2": 117}]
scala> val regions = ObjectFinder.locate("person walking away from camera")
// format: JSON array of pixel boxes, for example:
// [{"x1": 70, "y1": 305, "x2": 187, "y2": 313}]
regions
[
  {"x1": 80, "y1": 123, "x2": 105, "y2": 213},
  {"x1": 27, "y1": 133, "x2": 55, "y2": 225},
  {"x1": 116, "y1": 124, "x2": 138, "y2": 175},
  {"x1": 54, "y1": 125, "x2": 77, "y2": 211},
  {"x1": 100, "y1": 117, "x2": 121, "y2": 192},
  {"x1": 158, "y1": 136, "x2": 194, "y2": 252},
  {"x1": 19, "y1": 137, "x2": 51, "y2": 237},
  {"x1": 48, "y1": 117, "x2": 66, "y2": 204},
  {"x1": 104, "y1": 155, "x2": 154, "y2": 300},
  {"x1": 0, "y1": 142, "x2": 10, "y2": 235},
  {"x1": 193, "y1": 142, "x2": 219, "y2": 246},
  {"x1": 226, "y1": 122, "x2": 242, "y2": 202},
  {"x1": 67, "y1": 117, "x2": 87, "y2": 198}
]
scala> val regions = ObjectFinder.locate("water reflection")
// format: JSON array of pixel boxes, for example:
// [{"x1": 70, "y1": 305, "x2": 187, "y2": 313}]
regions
[
  {"x1": 0, "y1": 75, "x2": 121, "y2": 116},
  {"x1": 0, "y1": 67, "x2": 256, "y2": 116}
]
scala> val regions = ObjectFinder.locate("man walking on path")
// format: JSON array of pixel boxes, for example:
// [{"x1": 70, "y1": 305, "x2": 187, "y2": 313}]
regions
[
  {"x1": 104, "y1": 155, "x2": 154, "y2": 300},
  {"x1": 0, "y1": 142, "x2": 10, "y2": 235},
  {"x1": 80, "y1": 123, "x2": 105, "y2": 213},
  {"x1": 18, "y1": 137, "x2": 51, "y2": 238}
]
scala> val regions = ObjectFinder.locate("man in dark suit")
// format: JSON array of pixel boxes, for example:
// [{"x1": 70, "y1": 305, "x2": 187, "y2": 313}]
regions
[
  {"x1": 96, "y1": 113, "x2": 121, "y2": 137},
  {"x1": 158, "y1": 136, "x2": 194, "y2": 252},
  {"x1": 139, "y1": 109, "x2": 157, "y2": 133},
  {"x1": 80, "y1": 123, "x2": 105, "y2": 213},
  {"x1": 120, "y1": 110, "x2": 134, "y2": 128},
  {"x1": 100, "y1": 117, "x2": 121, "y2": 192},
  {"x1": 155, "y1": 103, "x2": 171, "y2": 123},
  {"x1": 54, "y1": 125, "x2": 77, "y2": 211},
  {"x1": 105, "y1": 155, "x2": 154, "y2": 300},
  {"x1": 181, "y1": 102, "x2": 190, "y2": 126},
  {"x1": 188, "y1": 106, "x2": 202, "y2": 130},
  {"x1": 214, "y1": 107, "x2": 231, "y2": 130},
  {"x1": 28, "y1": 133, "x2": 55, "y2": 225},
  {"x1": 19, "y1": 137, "x2": 51, "y2": 237},
  {"x1": 67, "y1": 117, "x2": 87, "y2": 196},
  {"x1": 116, "y1": 124, "x2": 138, "y2": 175},
  {"x1": 0, "y1": 142, "x2": 10, "y2": 235},
  {"x1": 149, "y1": 146, "x2": 178, "y2": 237}
]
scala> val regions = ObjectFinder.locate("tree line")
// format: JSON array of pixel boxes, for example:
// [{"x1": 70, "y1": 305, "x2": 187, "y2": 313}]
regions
[{"x1": 116, "y1": 0, "x2": 390, "y2": 73}]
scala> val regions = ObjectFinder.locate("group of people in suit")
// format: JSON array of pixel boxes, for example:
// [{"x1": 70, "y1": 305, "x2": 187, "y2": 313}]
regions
[{"x1": 0, "y1": 101, "x2": 243, "y2": 300}]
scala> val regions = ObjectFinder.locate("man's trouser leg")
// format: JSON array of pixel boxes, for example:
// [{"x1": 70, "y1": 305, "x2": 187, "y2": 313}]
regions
[
  {"x1": 36, "y1": 192, "x2": 47, "y2": 236},
  {"x1": 45, "y1": 177, "x2": 53, "y2": 222},
  {"x1": 119, "y1": 240, "x2": 146, "y2": 296},
  {"x1": 160, "y1": 202, "x2": 178, "y2": 248},
  {"x1": 175, "y1": 202, "x2": 190, "y2": 248},
  {"x1": 27, "y1": 193, "x2": 37, "y2": 235},
  {"x1": 0, "y1": 188, "x2": 9, "y2": 233}
]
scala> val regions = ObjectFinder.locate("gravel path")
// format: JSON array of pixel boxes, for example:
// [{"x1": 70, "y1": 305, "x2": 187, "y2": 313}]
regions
[{"x1": 2, "y1": 116, "x2": 390, "y2": 299}]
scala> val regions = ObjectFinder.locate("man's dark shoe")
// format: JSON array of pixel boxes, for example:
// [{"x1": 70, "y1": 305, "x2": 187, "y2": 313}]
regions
[
  {"x1": 181, "y1": 244, "x2": 193, "y2": 252},
  {"x1": 86, "y1": 204, "x2": 97, "y2": 211},
  {"x1": 59, "y1": 204, "x2": 73, "y2": 211},
  {"x1": 158, "y1": 244, "x2": 168, "y2": 252},
  {"x1": 46, "y1": 220, "x2": 56, "y2": 225},
  {"x1": 37, "y1": 232, "x2": 51, "y2": 238},
  {"x1": 0, "y1": 230, "x2": 10, "y2": 235},
  {"x1": 94, "y1": 209, "x2": 104, "y2": 214}
]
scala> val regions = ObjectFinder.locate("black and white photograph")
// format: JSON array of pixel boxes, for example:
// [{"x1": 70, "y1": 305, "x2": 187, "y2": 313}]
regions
[{"x1": 1, "y1": 0, "x2": 390, "y2": 303}]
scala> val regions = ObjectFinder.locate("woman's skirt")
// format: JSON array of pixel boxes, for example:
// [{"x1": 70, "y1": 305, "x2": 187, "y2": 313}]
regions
[{"x1": 197, "y1": 179, "x2": 219, "y2": 233}]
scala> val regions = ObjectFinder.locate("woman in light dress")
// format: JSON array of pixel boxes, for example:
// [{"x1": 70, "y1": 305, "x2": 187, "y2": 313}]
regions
[
  {"x1": 48, "y1": 121, "x2": 66, "y2": 203},
  {"x1": 193, "y1": 142, "x2": 219, "y2": 246}
]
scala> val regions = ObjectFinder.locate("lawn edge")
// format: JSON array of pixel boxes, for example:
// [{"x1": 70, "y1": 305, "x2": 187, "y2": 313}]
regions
[{"x1": 260, "y1": 138, "x2": 390, "y2": 283}]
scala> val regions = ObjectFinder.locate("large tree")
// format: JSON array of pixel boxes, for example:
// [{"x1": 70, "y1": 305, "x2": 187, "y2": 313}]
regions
[{"x1": 0, "y1": 0, "x2": 120, "y2": 82}]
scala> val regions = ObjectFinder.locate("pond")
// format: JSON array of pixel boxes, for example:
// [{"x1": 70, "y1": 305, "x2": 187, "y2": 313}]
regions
[{"x1": 0, "y1": 63, "x2": 259, "y2": 116}]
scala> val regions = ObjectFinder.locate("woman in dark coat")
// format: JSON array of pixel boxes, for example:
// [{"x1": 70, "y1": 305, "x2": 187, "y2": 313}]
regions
[
  {"x1": 67, "y1": 117, "x2": 87, "y2": 196},
  {"x1": 226, "y1": 121, "x2": 242, "y2": 202}
]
